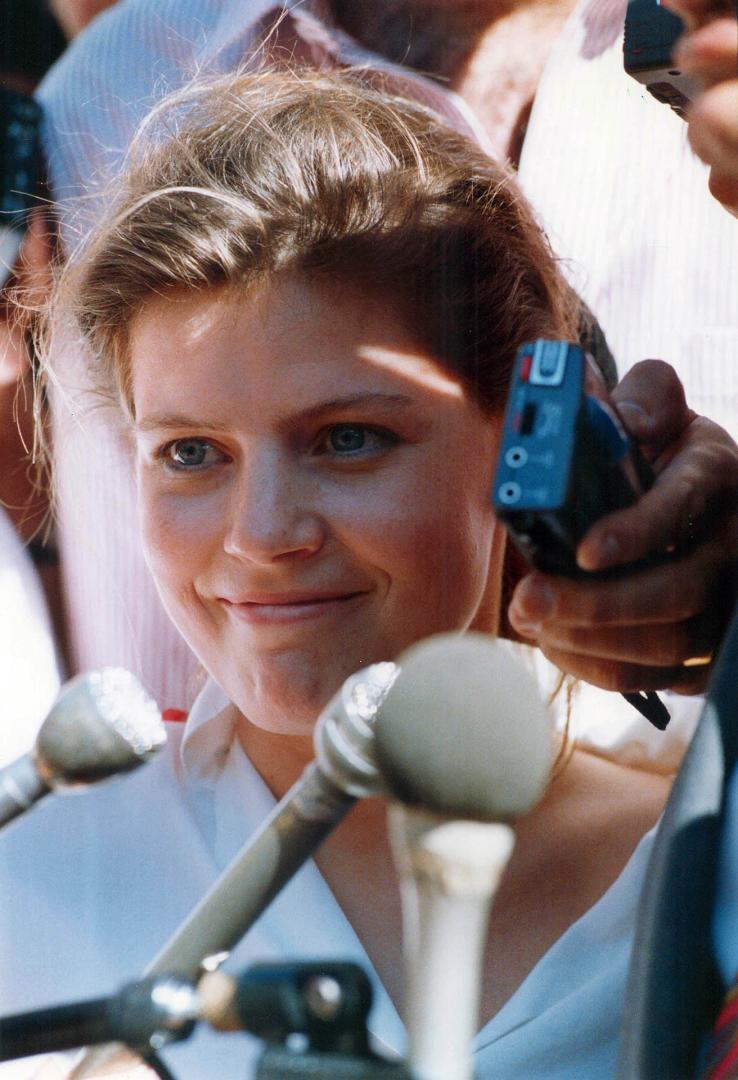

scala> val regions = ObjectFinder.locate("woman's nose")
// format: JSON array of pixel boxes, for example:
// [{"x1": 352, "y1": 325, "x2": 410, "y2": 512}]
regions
[{"x1": 222, "y1": 448, "x2": 326, "y2": 563}]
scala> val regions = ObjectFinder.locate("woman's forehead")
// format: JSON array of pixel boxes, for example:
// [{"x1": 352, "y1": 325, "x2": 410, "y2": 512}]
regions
[{"x1": 128, "y1": 277, "x2": 470, "y2": 410}]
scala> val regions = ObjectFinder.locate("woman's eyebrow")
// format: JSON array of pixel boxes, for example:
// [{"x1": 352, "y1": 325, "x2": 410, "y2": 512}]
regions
[
  {"x1": 135, "y1": 394, "x2": 415, "y2": 434},
  {"x1": 135, "y1": 413, "x2": 231, "y2": 434},
  {"x1": 297, "y1": 392, "x2": 414, "y2": 422}
]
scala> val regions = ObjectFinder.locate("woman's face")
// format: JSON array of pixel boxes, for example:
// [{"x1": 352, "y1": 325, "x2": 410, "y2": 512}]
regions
[{"x1": 129, "y1": 277, "x2": 504, "y2": 734}]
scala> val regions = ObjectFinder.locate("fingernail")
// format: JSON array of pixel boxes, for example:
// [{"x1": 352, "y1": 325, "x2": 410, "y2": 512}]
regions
[
  {"x1": 512, "y1": 579, "x2": 554, "y2": 627},
  {"x1": 579, "y1": 532, "x2": 620, "y2": 571},
  {"x1": 616, "y1": 401, "x2": 655, "y2": 436}
]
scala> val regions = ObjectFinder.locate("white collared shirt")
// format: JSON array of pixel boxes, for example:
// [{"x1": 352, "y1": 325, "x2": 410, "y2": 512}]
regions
[{"x1": 0, "y1": 675, "x2": 654, "y2": 1077}]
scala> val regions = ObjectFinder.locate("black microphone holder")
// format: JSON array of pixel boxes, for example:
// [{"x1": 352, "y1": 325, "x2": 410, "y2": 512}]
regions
[{"x1": 0, "y1": 961, "x2": 415, "y2": 1079}]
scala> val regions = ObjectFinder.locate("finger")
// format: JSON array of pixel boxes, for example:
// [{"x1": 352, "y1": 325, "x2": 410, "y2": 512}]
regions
[
  {"x1": 674, "y1": 19, "x2": 738, "y2": 83},
  {"x1": 509, "y1": 540, "x2": 725, "y2": 631},
  {"x1": 707, "y1": 164, "x2": 738, "y2": 215},
  {"x1": 15, "y1": 209, "x2": 55, "y2": 299},
  {"x1": 662, "y1": 0, "x2": 736, "y2": 31},
  {"x1": 670, "y1": 670, "x2": 715, "y2": 694},
  {"x1": 688, "y1": 80, "x2": 738, "y2": 171},
  {"x1": 536, "y1": 643, "x2": 697, "y2": 693},
  {"x1": 609, "y1": 359, "x2": 691, "y2": 449},
  {"x1": 22, "y1": 208, "x2": 53, "y2": 264},
  {"x1": 578, "y1": 418, "x2": 738, "y2": 570},
  {"x1": 532, "y1": 615, "x2": 716, "y2": 668}
]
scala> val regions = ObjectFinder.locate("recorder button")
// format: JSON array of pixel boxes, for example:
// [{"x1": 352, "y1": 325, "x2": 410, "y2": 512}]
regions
[{"x1": 531, "y1": 340, "x2": 567, "y2": 386}]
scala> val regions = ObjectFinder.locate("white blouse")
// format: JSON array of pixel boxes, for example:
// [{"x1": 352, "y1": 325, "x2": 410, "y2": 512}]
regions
[{"x1": 0, "y1": 676, "x2": 655, "y2": 1078}]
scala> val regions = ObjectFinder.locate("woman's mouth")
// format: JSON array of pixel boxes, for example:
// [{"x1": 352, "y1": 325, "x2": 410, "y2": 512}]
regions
[{"x1": 218, "y1": 591, "x2": 368, "y2": 624}]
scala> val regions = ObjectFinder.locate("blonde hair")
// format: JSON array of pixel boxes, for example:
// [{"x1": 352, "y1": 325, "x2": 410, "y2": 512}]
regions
[{"x1": 47, "y1": 67, "x2": 578, "y2": 417}]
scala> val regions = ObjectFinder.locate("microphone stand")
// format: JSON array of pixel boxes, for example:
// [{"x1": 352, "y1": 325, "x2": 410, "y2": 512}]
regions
[
  {"x1": 0, "y1": 962, "x2": 415, "y2": 1080},
  {"x1": 388, "y1": 805, "x2": 515, "y2": 1080},
  {"x1": 0, "y1": 977, "x2": 197, "y2": 1075}
]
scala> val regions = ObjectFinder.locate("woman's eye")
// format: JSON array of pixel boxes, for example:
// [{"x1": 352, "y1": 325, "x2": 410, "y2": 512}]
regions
[
  {"x1": 162, "y1": 438, "x2": 224, "y2": 470},
  {"x1": 319, "y1": 424, "x2": 397, "y2": 458}
]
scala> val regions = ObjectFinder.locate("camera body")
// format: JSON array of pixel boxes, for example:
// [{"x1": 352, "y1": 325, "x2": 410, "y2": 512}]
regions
[
  {"x1": 493, "y1": 339, "x2": 653, "y2": 578},
  {"x1": 623, "y1": 0, "x2": 697, "y2": 118},
  {"x1": 0, "y1": 87, "x2": 42, "y2": 289}
]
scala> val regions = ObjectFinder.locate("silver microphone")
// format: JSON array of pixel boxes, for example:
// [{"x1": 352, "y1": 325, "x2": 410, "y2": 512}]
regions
[
  {"x1": 147, "y1": 660, "x2": 398, "y2": 980},
  {"x1": 374, "y1": 633, "x2": 553, "y2": 1080},
  {"x1": 0, "y1": 668, "x2": 165, "y2": 830},
  {"x1": 69, "y1": 661, "x2": 398, "y2": 1079}
]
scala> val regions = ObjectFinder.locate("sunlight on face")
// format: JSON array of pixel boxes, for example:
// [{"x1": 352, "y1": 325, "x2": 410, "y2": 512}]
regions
[
  {"x1": 129, "y1": 276, "x2": 504, "y2": 734},
  {"x1": 359, "y1": 345, "x2": 465, "y2": 400}
]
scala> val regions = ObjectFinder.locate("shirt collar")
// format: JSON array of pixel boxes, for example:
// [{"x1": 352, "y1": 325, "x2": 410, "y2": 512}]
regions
[{"x1": 180, "y1": 675, "x2": 234, "y2": 787}]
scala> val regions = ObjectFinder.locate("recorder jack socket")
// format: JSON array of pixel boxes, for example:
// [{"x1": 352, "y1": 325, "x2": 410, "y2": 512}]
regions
[
  {"x1": 497, "y1": 482, "x2": 522, "y2": 506},
  {"x1": 505, "y1": 447, "x2": 528, "y2": 469}
]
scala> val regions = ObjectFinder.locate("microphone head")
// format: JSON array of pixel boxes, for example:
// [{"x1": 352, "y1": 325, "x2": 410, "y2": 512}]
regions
[
  {"x1": 314, "y1": 662, "x2": 399, "y2": 797},
  {"x1": 374, "y1": 633, "x2": 553, "y2": 822},
  {"x1": 36, "y1": 668, "x2": 166, "y2": 787}
]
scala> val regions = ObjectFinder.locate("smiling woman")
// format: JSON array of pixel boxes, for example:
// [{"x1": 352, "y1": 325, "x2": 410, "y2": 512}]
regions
[
  {"x1": 51, "y1": 68, "x2": 578, "y2": 729},
  {"x1": 130, "y1": 279, "x2": 501, "y2": 736},
  {"x1": 12, "y1": 68, "x2": 671, "y2": 1078}
]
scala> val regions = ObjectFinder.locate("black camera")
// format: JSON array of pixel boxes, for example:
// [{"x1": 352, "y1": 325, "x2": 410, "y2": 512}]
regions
[
  {"x1": 623, "y1": 0, "x2": 697, "y2": 118},
  {"x1": 0, "y1": 87, "x2": 43, "y2": 290}
]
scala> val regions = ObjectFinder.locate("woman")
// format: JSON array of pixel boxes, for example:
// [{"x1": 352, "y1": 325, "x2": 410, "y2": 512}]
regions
[{"x1": 1, "y1": 69, "x2": 671, "y2": 1078}]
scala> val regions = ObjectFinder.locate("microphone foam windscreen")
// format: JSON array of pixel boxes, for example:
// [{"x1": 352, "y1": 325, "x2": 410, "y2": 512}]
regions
[{"x1": 374, "y1": 633, "x2": 553, "y2": 821}]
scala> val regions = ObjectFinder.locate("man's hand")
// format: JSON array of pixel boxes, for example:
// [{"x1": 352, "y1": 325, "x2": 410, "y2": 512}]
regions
[
  {"x1": 665, "y1": 0, "x2": 738, "y2": 216},
  {"x1": 508, "y1": 360, "x2": 738, "y2": 695}
]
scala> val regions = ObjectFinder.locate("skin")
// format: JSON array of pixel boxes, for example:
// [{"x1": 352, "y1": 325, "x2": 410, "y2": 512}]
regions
[
  {"x1": 127, "y1": 274, "x2": 670, "y2": 1026},
  {"x1": 48, "y1": 0, "x2": 117, "y2": 38},
  {"x1": 667, "y1": 1, "x2": 738, "y2": 216},
  {"x1": 5, "y1": 0, "x2": 738, "y2": 708},
  {"x1": 509, "y1": 361, "x2": 738, "y2": 694},
  {"x1": 130, "y1": 276, "x2": 504, "y2": 745},
  {"x1": 0, "y1": 212, "x2": 52, "y2": 540},
  {"x1": 338, "y1": 1, "x2": 738, "y2": 691}
]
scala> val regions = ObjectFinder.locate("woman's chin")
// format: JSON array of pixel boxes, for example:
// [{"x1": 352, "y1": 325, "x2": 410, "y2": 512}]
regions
[
  {"x1": 213, "y1": 640, "x2": 399, "y2": 737},
  {"x1": 228, "y1": 668, "x2": 342, "y2": 738}
]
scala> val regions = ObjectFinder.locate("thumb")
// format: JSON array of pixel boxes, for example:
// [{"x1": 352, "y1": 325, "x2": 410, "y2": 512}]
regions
[{"x1": 610, "y1": 359, "x2": 693, "y2": 452}]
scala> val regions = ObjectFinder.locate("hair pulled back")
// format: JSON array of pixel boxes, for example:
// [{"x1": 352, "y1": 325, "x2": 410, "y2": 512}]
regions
[{"x1": 55, "y1": 67, "x2": 578, "y2": 414}]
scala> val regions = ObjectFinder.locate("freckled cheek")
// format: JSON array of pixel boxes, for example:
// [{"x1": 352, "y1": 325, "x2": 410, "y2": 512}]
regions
[
  {"x1": 137, "y1": 488, "x2": 217, "y2": 601},
  {"x1": 347, "y1": 488, "x2": 492, "y2": 610}
]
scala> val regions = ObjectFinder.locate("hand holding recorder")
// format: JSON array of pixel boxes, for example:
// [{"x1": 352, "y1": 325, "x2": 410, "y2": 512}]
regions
[{"x1": 502, "y1": 349, "x2": 738, "y2": 700}]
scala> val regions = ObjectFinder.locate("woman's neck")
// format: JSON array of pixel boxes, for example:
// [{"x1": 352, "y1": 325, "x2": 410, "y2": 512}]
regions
[
  {"x1": 236, "y1": 713, "x2": 315, "y2": 799},
  {"x1": 330, "y1": 0, "x2": 578, "y2": 163}
]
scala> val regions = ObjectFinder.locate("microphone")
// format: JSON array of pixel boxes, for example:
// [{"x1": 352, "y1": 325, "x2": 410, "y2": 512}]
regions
[
  {"x1": 0, "y1": 668, "x2": 165, "y2": 830},
  {"x1": 147, "y1": 660, "x2": 399, "y2": 980},
  {"x1": 374, "y1": 633, "x2": 553, "y2": 1080},
  {"x1": 70, "y1": 662, "x2": 398, "y2": 1078}
]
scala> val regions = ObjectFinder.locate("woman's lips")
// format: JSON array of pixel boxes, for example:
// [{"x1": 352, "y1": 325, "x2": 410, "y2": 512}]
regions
[{"x1": 219, "y1": 591, "x2": 367, "y2": 624}]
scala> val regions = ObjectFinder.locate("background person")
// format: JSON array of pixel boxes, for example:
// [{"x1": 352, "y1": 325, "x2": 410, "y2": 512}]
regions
[{"x1": 0, "y1": 0, "x2": 89, "y2": 765}]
